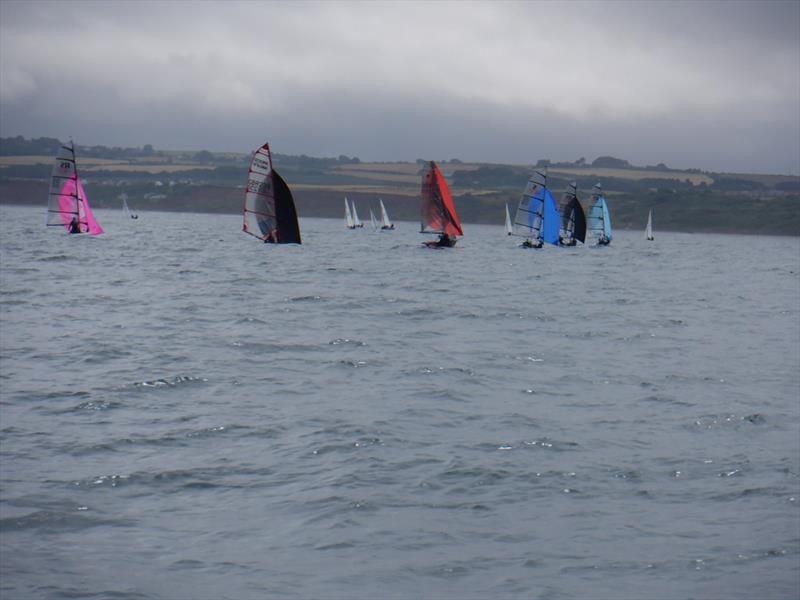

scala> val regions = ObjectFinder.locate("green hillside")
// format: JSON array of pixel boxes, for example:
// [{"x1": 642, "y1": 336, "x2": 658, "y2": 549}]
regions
[{"x1": 2, "y1": 137, "x2": 798, "y2": 235}]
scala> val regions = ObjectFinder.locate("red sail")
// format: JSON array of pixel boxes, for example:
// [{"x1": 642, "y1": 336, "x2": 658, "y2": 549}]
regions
[{"x1": 420, "y1": 161, "x2": 463, "y2": 237}]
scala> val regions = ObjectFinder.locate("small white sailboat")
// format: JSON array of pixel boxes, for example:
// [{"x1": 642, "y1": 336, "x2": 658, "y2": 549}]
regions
[
  {"x1": 379, "y1": 198, "x2": 395, "y2": 230},
  {"x1": 645, "y1": 209, "x2": 654, "y2": 241},
  {"x1": 504, "y1": 203, "x2": 512, "y2": 235},
  {"x1": 369, "y1": 207, "x2": 379, "y2": 231},
  {"x1": 121, "y1": 193, "x2": 138, "y2": 219},
  {"x1": 344, "y1": 197, "x2": 355, "y2": 229},
  {"x1": 351, "y1": 199, "x2": 364, "y2": 228}
]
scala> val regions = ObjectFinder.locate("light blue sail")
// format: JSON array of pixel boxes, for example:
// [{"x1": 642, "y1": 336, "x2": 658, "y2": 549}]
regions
[
  {"x1": 588, "y1": 185, "x2": 612, "y2": 244},
  {"x1": 600, "y1": 198, "x2": 612, "y2": 240}
]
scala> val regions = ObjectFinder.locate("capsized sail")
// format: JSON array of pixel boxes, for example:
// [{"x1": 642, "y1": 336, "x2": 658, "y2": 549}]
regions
[
  {"x1": 344, "y1": 198, "x2": 355, "y2": 228},
  {"x1": 511, "y1": 170, "x2": 559, "y2": 246},
  {"x1": 379, "y1": 199, "x2": 394, "y2": 229},
  {"x1": 420, "y1": 161, "x2": 463, "y2": 238},
  {"x1": 46, "y1": 141, "x2": 103, "y2": 235},
  {"x1": 588, "y1": 183, "x2": 612, "y2": 244},
  {"x1": 558, "y1": 182, "x2": 586, "y2": 244},
  {"x1": 242, "y1": 143, "x2": 301, "y2": 244},
  {"x1": 645, "y1": 209, "x2": 654, "y2": 240}
]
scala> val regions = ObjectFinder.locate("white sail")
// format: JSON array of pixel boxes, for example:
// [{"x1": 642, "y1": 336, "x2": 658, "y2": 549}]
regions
[
  {"x1": 121, "y1": 193, "x2": 138, "y2": 219},
  {"x1": 369, "y1": 208, "x2": 379, "y2": 230},
  {"x1": 505, "y1": 203, "x2": 512, "y2": 235},
  {"x1": 379, "y1": 199, "x2": 393, "y2": 229},
  {"x1": 344, "y1": 197, "x2": 354, "y2": 228},
  {"x1": 351, "y1": 200, "x2": 363, "y2": 227},
  {"x1": 645, "y1": 210, "x2": 654, "y2": 240}
]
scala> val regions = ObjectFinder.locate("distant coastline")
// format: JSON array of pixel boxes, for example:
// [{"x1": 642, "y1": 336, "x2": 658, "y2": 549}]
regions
[{"x1": 2, "y1": 137, "x2": 798, "y2": 236}]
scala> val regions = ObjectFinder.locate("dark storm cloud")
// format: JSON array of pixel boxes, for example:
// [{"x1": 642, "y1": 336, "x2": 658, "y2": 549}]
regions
[{"x1": 1, "y1": 0, "x2": 798, "y2": 174}]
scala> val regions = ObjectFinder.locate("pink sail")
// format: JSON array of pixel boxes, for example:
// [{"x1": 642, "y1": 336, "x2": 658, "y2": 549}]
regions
[
  {"x1": 47, "y1": 142, "x2": 103, "y2": 235},
  {"x1": 55, "y1": 178, "x2": 103, "y2": 234}
]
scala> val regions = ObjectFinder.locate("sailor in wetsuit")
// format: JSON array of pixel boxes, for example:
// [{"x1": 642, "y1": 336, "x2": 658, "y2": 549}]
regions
[{"x1": 68, "y1": 217, "x2": 81, "y2": 234}]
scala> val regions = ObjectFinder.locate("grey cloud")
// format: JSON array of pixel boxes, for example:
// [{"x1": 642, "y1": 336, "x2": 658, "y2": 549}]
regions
[{"x1": 1, "y1": 0, "x2": 797, "y2": 174}]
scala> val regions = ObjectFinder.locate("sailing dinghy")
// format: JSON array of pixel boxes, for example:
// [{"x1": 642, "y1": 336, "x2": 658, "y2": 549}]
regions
[
  {"x1": 511, "y1": 170, "x2": 559, "y2": 248},
  {"x1": 558, "y1": 182, "x2": 586, "y2": 246},
  {"x1": 121, "y1": 193, "x2": 138, "y2": 219},
  {"x1": 505, "y1": 203, "x2": 513, "y2": 235},
  {"x1": 344, "y1": 198, "x2": 355, "y2": 229},
  {"x1": 242, "y1": 143, "x2": 301, "y2": 244},
  {"x1": 351, "y1": 200, "x2": 364, "y2": 228},
  {"x1": 420, "y1": 161, "x2": 463, "y2": 247},
  {"x1": 46, "y1": 141, "x2": 104, "y2": 235},
  {"x1": 588, "y1": 183, "x2": 612, "y2": 245},
  {"x1": 369, "y1": 207, "x2": 379, "y2": 231},
  {"x1": 645, "y1": 209, "x2": 654, "y2": 240},
  {"x1": 379, "y1": 199, "x2": 395, "y2": 230}
]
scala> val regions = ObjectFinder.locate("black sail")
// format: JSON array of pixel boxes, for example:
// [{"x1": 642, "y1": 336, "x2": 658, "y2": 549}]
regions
[{"x1": 272, "y1": 170, "x2": 302, "y2": 244}]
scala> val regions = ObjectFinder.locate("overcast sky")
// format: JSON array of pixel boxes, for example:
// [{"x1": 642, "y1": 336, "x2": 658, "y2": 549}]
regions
[{"x1": 1, "y1": 0, "x2": 798, "y2": 174}]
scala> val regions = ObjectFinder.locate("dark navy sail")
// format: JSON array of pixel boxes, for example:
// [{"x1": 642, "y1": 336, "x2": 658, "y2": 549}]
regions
[
  {"x1": 272, "y1": 170, "x2": 302, "y2": 244},
  {"x1": 559, "y1": 182, "x2": 586, "y2": 245}
]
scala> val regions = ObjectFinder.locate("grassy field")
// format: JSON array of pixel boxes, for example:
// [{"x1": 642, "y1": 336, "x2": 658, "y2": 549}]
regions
[
  {"x1": 548, "y1": 166, "x2": 714, "y2": 186},
  {"x1": 0, "y1": 155, "x2": 216, "y2": 172}
]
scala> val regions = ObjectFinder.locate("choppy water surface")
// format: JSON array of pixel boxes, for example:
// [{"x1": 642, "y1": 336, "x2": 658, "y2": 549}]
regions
[{"x1": 1, "y1": 204, "x2": 798, "y2": 599}]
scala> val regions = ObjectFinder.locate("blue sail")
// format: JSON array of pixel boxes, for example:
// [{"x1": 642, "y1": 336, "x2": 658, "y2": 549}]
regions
[
  {"x1": 524, "y1": 186, "x2": 560, "y2": 245},
  {"x1": 588, "y1": 186, "x2": 612, "y2": 244},
  {"x1": 541, "y1": 189, "x2": 560, "y2": 245},
  {"x1": 601, "y1": 198, "x2": 612, "y2": 241}
]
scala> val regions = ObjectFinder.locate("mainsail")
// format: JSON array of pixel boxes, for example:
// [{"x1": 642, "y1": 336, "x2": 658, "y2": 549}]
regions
[
  {"x1": 558, "y1": 182, "x2": 586, "y2": 244},
  {"x1": 379, "y1": 199, "x2": 394, "y2": 229},
  {"x1": 121, "y1": 193, "x2": 138, "y2": 219},
  {"x1": 369, "y1": 207, "x2": 379, "y2": 230},
  {"x1": 505, "y1": 203, "x2": 513, "y2": 235},
  {"x1": 351, "y1": 200, "x2": 363, "y2": 228},
  {"x1": 420, "y1": 161, "x2": 463, "y2": 238},
  {"x1": 511, "y1": 170, "x2": 560, "y2": 246},
  {"x1": 242, "y1": 143, "x2": 302, "y2": 244},
  {"x1": 46, "y1": 141, "x2": 103, "y2": 235},
  {"x1": 645, "y1": 209, "x2": 654, "y2": 240},
  {"x1": 344, "y1": 198, "x2": 355, "y2": 228},
  {"x1": 588, "y1": 183, "x2": 612, "y2": 244}
]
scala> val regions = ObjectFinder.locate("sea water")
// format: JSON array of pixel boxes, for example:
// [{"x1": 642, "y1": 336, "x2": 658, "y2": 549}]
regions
[{"x1": 1, "y1": 204, "x2": 798, "y2": 600}]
